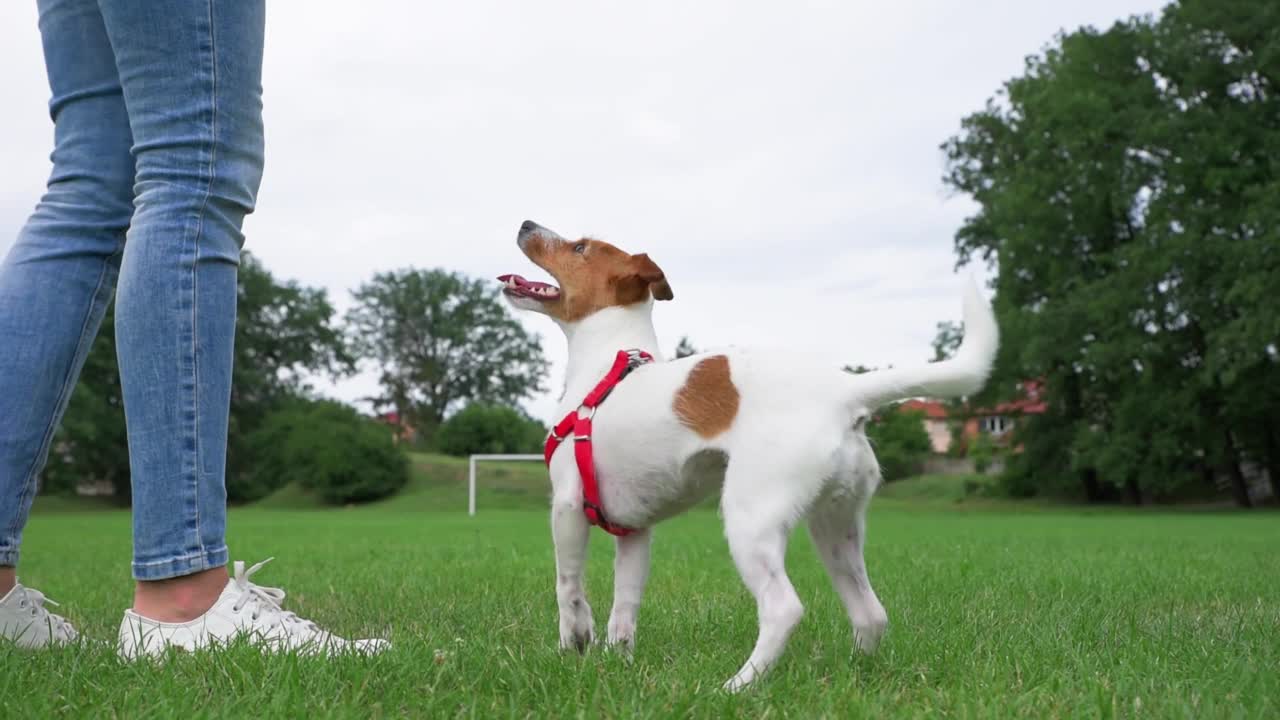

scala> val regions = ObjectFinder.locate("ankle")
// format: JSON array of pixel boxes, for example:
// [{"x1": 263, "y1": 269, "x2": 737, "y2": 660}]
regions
[
  {"x1": 0, "y1": 567, "x2": 14, "y2": 598},
  {"x1": 132, "y1": 566, "x2": 228, "y2": 623}
]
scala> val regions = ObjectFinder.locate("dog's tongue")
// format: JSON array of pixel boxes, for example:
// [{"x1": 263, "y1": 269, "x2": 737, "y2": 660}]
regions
[{"x1": 498, "y1": 274, "x2": 560, "y2": 297}]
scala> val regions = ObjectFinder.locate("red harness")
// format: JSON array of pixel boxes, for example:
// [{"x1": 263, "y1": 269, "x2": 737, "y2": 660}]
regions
[{"x1": 544, "y1": 349, "x2": 654, "y2": 536}]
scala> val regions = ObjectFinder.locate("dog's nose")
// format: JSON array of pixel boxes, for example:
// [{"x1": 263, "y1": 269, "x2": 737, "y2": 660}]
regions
[{"x1": 519, "y1": 220, "x2": 541, "y2": 235}]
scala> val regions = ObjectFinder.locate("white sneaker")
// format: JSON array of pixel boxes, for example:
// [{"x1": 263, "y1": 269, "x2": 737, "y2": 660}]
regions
[
  {"x1": 118, "y1": 558, "x2": 389, "y2": 660},
  {"x1": 0, "y1": 582, "x2": 77, "y2": 648}
]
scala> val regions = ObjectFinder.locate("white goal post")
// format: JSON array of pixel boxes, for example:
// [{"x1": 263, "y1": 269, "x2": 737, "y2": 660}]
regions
[{"x1": 468, "y1": 454, "x2": 544, "y2": 516}]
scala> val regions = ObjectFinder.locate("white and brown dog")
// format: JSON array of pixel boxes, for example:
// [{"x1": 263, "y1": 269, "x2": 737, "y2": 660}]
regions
[{"x1": 501, "y1": 220, "x2": 998, "y2": 691}]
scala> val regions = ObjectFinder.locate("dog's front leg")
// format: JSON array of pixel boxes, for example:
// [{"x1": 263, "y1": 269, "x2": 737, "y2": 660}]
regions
[
  {"x1": 606, "y1": 529, "x2": 651, "y2": 651},
  {"x1": 551, "y1": 489, "x2": 595, "y2": 652}
]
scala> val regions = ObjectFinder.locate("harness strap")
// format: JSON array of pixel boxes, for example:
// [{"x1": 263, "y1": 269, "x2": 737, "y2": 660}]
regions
[{"x1": 543, "y1": 349, "x2": 654, "y2": 536}]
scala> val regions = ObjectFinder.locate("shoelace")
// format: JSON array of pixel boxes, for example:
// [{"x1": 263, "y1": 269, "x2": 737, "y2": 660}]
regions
[
  {"x1": 17, "y1": 587, "x2": 75, "y2": 640},
  {"x1": 228, "y1": 559, "x2": 325, "y2": 639}
]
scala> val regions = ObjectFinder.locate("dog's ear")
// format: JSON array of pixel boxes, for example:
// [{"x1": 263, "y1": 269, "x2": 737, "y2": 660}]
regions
[{"x1": 632, "y1": 253, "x2": 674, "y2": 301}]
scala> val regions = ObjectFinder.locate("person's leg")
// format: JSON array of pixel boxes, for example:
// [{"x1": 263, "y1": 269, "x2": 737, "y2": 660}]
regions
[
  {"x1": 94, "y1": 0, "x2": 265, "y2": 620},
  {"x1": 0, "y1": 0, "x2": 135, "y2": 595}
]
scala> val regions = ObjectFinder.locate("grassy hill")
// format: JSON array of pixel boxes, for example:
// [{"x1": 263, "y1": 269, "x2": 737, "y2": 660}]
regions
[
  {"x1": 254, "y1": 452, "x2": 551, "y2": 512},
  {"x1": 252, "y1": 454, "x2": 1012, "y2": 513}
]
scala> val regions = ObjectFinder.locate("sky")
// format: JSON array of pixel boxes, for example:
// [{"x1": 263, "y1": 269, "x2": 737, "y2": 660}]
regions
[{"x1": 0, "y1": 0, "x2": 1167, "y2": 423}]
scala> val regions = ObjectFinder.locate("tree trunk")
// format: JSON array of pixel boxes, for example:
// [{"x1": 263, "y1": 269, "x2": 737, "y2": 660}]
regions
[
  {"x1": 1263, "y1": 419, "x2": 1280, "y2": 504},
  {"x1": 1062, "y1": 372, "x2": 1104, "y2": 503},
  {"x1": 1200, "y1": 457, "x2": 1217, "y2": 491},
  {"x1": 1124, "y1": 475, "x2": 1143, "y2": 505},
  {"x1": 1222, "y1": 427, "x2": 1253, "y2": 509},
  {"x1": 1081, "y1": 467, "x2": 1102, "y2": 503}
]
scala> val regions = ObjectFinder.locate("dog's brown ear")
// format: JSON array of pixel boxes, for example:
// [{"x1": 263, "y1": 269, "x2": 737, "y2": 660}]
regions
[{"x1": 632, "y1": 253, "x2": 674, "y2": 301}]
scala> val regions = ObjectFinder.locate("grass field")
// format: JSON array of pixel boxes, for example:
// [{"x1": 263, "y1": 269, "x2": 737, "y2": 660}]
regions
[{"x1": 3, "y1": 463, "x2": 1278, "y2": 718}]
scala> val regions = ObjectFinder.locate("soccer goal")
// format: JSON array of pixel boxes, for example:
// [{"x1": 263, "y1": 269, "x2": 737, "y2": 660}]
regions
[{"x1": 467, "y1": 453, "x2": 544, "y2": 516}]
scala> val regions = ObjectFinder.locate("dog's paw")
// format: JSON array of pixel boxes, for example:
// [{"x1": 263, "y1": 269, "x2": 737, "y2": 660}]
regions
[
  {"x1": 721, "y1": 673, "x2": 753, "y2": 693},
  {"x1": 605, "y1": 617, "x2": 635, "y2": 652},
  {"x1": 558, "y1": 600, "x2": 595, "y2": 654},
  {"x1": 852, "y1": 607, "x2": 888, "y2": 654},
  {"x1": 559, "y1": 624, "x2": 595, "y2": 653}
]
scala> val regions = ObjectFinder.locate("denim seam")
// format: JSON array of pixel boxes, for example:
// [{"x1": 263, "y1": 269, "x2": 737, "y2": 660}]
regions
[
  {"x1": 132, "y1": 545, "x2": 228, "y2": 581},
  {"x1": 184, "y1": 0, "x2": 221, "y2": 562},
  {"x1": 7, "y1": 255, "x2": 116, "y2": 545},
  {"x1": 132, "y1": 545, "x2": 227, "y2": 568}
]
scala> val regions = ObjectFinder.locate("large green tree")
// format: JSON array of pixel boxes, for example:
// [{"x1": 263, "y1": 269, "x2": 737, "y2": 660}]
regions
[
  {"x1": 43, "y1": 253, "x2": 351, "y2": 502},
  {"x1": 345, "y1": 269, "x2": 549, "y2": 439},
  {"x1": 225, "y1": 255, "x2": 353, "y2": 500},
  {"x1": 942, "y1": 0, "x2": 1278, "y2": 506}
]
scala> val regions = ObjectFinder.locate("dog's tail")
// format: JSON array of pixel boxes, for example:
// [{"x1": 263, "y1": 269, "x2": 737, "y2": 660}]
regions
[{"x1": 845, "y1": 277, "x2": 999, "y2": 411}]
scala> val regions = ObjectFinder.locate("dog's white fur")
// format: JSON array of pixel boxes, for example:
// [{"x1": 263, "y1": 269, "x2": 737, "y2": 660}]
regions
[{"x1": 505, "y1": 223, "x2": 998, "y2": 691}]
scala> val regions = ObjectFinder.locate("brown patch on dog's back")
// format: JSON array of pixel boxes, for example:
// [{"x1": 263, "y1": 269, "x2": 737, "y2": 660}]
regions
[{"x1": 674, "y1": 355, "x2": 739, "y2": 438}]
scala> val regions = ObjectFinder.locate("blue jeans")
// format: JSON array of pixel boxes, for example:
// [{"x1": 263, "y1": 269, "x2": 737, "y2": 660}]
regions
[{"x1": 0, "y1": 0, "x2": 265, "y2": 580}]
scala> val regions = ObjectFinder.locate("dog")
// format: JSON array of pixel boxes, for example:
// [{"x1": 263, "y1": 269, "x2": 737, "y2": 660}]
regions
[{"x1": 501, "y1": 220, "x2": 998, "y2": 691}]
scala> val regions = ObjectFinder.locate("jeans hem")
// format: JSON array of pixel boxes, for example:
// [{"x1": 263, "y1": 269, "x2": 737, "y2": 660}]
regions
[
  {"x1": 0, "y1": 549, "x2": 17, "y2": 567},
  {"x1": 132, "y1": 546, "x2": 228, "y2": 581}
]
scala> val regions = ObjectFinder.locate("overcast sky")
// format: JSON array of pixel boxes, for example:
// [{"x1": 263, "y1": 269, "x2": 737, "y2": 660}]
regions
[{"x1": 1, "y1": 1, "x2": 1165, "y2": 422}]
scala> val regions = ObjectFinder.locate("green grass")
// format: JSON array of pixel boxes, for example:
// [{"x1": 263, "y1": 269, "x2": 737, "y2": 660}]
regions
[
  {"x1": 875, "y1": 473, "x2": 997, "y2": 504},
  {"x1": 5, "y1": 474, "x2": 1278, "y2": 718}
]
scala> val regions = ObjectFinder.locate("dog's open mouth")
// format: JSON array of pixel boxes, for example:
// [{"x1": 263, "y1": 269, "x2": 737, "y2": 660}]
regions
[{"x1": 498, "y1": 274, "x2": 561, "y2": 301}]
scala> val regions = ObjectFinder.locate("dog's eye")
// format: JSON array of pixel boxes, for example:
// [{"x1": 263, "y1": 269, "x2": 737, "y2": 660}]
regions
[{"x1": 573, "y1": 243, "x2": 587, "y2": 255}]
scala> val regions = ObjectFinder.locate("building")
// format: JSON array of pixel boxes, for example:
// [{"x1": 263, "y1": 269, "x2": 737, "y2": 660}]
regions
[
  {"x1": 377, "y1": 411, "x2": 418, "y2": 445},
  {"x1": 898, "y1": 399, "x2": 953, "y2": 454},
  {"x1": 896, "y1": 380, "x2": 1047, "y2": 455}
]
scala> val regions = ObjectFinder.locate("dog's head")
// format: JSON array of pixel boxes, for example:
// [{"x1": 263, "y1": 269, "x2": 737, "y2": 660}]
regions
[{"x1": 499, "y1": 220, "x2": 673, "y2": 323}]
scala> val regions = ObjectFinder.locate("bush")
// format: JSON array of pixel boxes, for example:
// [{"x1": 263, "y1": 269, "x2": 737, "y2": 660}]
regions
[
  {"x1": 244, "y1": 399, "x2": 409, "y2": 504},
  {"x1": 867, "y1": 408, "x2": 932, "y2": 481},
  {"x1": 435, "y1": 404, "x2": 546, "y2": 457},
  {"x1": 962, "y1": 474, "x2": 998, "y2": 498},
  {"x1": 970, "y1": 431, "x2": 997, "y2": 474}
]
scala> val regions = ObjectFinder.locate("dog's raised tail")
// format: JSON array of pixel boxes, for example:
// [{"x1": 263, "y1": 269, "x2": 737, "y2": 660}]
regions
[{"x1": 846, "y1": 278, "x2": 998, "y2": 411}]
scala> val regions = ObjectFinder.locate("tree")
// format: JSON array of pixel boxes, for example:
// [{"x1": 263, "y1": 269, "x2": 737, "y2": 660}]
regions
[
  {"x1": 435, "y1": 404, "x2": 546, "y2": 457},
  {"x1": 931, "y1": 321, "x2": 964, "y2": 363},
  {"x1": 346, "y1": 269, "x2": 549, "y2": 440},
  {"x1": 867, "y1": 409, "x2": 932, "y2": 482},
  {"x1": 227, "y1": 254, "x2": 353, "y2": 500},
  {"x1": 674, "y1": 337, "x2": 697, "y2": 359},
  {"x1": 942, "y1": 0, "x2": 1278, "y2": 506},
  {"x1": 44, "y1": 253, "x2": 351, "y2": 502},
  {"x1": 969, "y1": 432, "x2": 997, "y2": 475},
  {"x1": 243, "y1": 399, "x2": 408, "y2": 505}
]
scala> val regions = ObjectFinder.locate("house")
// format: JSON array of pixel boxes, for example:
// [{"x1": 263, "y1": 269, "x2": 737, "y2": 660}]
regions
[
  {"x1": 960, "y1": 380, "x2": 1046, "y2": 449},
  {"x1": 898, "y1": 399, "x2": 952, "y2": 454},
  {"x1": 896, "y1": 380, "x2": 1047, "y2": 455},
  {"x1": 377, "y1": 411, "x2": 417, "y2": 445}
]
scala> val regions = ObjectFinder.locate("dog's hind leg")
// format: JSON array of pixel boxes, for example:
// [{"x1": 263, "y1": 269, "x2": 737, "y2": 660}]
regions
[
  {"x1": 551, "y1": 488, "x2": 595, "y2": 652},
  {"x1": 606, "y1": 529, "x2": 651, "y2": 651},
  {"x1": 720, "y1": 463, "x2": 808, "y2": 692},
  {"x1": 807, "y1": 486, "x2": 888, "y2": 654}
]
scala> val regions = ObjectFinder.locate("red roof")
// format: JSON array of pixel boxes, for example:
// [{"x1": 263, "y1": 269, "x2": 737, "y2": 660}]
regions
[
  {"x1": 979, "y1": 380, "x2": 1046, "y2": 416},
  {"x1": 896, "y1": 380, "x2": 1047, "y2": 418},
  {"x1": 898, "y1": 399, "x2": 949, "y2": 419}
]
